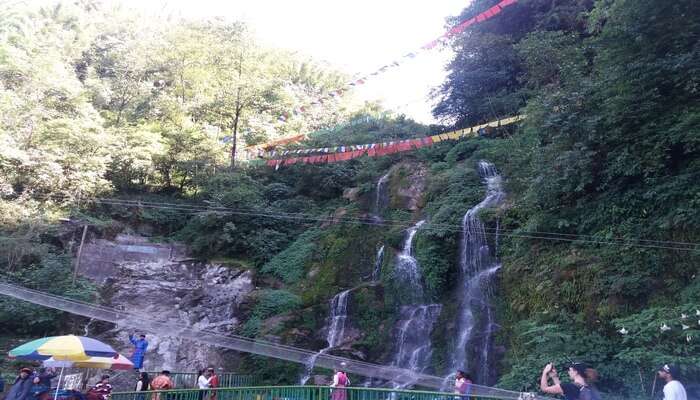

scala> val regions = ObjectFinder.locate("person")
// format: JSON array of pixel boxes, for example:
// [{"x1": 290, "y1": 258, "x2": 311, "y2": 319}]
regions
[
  {"x1": 150, "y1": 371, "x2": 174, "y2": 400},
  {"x1": 330, "y1": 364, "x2": 349, "y2": 400},
  {"x1": 1, "y1": 373, "x2": 5, "y2": 393},
  {"x1": 196, "y1": 370, "x2": 211, "y2": 400},
  {"x1": 86, "y1": 375, "x2": 112, "y2": 400},
  {"x1": 658, "y1": 364, "x2": 687, "y2": 400},
  {"x1": 540, "y1": 362, "x2": 601, "y2": 400},
  {"x1": 35, "y1": 369, "x2": 56, "y2": 390},
  {"x1": 6, "y1": 368, "x2": 34, "y2": 400},
  {"x1": 454, "y1": 370, "x2": 472, "y2": 397},
  {"x1": 129, "y1": 334, "x2": 149, "y2": 370},
  {"x1": 206, "y1": 368, "x2": 218, "y2": 400},
  {"x1": 30, "y1": 376, "x2": 50, "y2": 400},
  {"x1": 135, "y1": 372, "x2": 150, "y2": 393}
]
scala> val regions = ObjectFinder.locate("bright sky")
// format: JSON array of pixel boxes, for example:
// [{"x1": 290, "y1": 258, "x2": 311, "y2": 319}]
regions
[
  {"x1": 22, "y1": 0, "x2": 468, "y2": 122},
  {"x1": 109, "y1": 0, "x2": 471, "y2": 123}
]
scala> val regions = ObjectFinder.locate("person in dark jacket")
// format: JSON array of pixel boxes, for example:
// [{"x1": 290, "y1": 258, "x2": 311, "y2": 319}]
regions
[
  {"x1": 30, "y1": 376, "x2": 50, "y2": 400},
  {"x1": 35, "y1": 369, "x2": 56, "y2": 390},
  {"x1": 6, "y1": 368, "x2": 34, "y2": 400}
]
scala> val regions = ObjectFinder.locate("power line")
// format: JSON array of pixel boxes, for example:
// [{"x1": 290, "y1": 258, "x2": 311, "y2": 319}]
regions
[
  {"x1": 7, "y1": 193, "x2": 698, "y2": 251},
  {"x1": 77, "y1": 197, "x2": 700, "y2": 251}
]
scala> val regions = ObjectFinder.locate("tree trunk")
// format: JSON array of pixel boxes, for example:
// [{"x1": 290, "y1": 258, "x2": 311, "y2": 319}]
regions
[{"x1": 230, "y1": 104, "x2": 240, "y2": 169}]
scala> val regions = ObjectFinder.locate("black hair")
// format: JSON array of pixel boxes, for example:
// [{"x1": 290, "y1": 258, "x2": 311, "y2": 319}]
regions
[
  {"x1": 101, "y1": 375, "x2": 110, "y2": 380},
  {"x1": 161, "y1": 370, "x2": 170, "y2": 376}
]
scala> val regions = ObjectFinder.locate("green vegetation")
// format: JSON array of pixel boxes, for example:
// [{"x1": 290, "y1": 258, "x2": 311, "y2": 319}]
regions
[{"x1": 0, "y1": 0, "x2": 698, "y2": 398}]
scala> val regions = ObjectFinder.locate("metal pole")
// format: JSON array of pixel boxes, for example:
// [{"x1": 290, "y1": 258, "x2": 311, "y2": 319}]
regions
[{"x1": 73, "y1": 225, "x2": 88, "y2": 284}]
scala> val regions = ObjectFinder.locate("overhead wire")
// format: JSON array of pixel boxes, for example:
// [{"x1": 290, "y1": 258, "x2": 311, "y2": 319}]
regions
[
  {"x1": 13, "y1": 195, "x2": 690, "y2": 251},
  {"x1": 6, "y1": 192, "x2": 698, "y2": 251}
]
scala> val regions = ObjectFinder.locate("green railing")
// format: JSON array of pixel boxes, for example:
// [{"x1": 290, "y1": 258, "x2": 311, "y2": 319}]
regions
[
  {"x1": 144, "y1": 373, "x2": 257, "y2": 389},
  {"x1": 111, "y1": 385, "x2": 496, "y2": 400}
]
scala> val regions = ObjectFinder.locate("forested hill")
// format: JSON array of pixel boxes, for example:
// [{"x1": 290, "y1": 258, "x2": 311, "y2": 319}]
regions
[{"x1": 1, "y1": 0, "x2": 699, "y2": 399}]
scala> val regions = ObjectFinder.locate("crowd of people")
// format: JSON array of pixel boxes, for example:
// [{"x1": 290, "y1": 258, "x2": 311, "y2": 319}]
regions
[
  {"x1": 1, "y1": 367, "x2": 113, "y2": 400},
  {"x1": 537, "y1": 362, "x2": 689, "y2": 400},
  {"x1": 1, "y1": 360, "x2": 692, "y2": 400}
]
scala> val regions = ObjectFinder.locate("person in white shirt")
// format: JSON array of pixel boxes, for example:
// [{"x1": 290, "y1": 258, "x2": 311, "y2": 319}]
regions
[
  {"x1": 197, "y1": 369, "x2": 212, "y2": 400},
  {"x1": 658, "y1": 364, "x2": 687, "y2": 400}
]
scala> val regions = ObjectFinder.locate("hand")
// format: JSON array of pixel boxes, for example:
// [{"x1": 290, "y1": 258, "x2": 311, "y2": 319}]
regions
[{"x1": 543, "y1": 363, "x2": 553, "y2": 374}]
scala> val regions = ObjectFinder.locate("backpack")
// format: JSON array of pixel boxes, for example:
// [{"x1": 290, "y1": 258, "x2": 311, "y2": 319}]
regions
[{"x1": 580, "y1": 386, "x2": 602, "y2": 400}]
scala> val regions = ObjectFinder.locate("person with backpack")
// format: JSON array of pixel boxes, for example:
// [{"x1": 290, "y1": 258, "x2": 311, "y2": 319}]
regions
[
  {"x1": 454, "y1": 370, "x2": 472, "y2": 397},
  {"x1": 330, "y1": 364, "x2": 350, "y2": 400}
]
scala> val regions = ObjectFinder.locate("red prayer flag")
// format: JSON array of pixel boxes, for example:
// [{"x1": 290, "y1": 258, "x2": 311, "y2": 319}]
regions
[
  {"x1": 489, "y1": 5, "x2": 503, "y2": 14},
  {"x1": 499, "y1": 0, "x2": 517, "y2": 6},
  {"x1": 476, "y1": 13, "x2": 486, "y2": 22},
  {"x1": 422, "y1": 39, "x2": 439, "y2": 50},
  {"x1": 368, "y1": 148, "x2": 376, "y2": 157},
  {"x1": 483, "y1": 9, "x2": 495, "y2": 18}
]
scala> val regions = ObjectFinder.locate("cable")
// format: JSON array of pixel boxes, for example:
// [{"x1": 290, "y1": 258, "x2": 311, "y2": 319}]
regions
[
  {"x1": 7, "y1": 193, "x2": 696, "y2": 251},
  {"x1": 84, "y1": 197, "x2": 700, "y2": 251}
]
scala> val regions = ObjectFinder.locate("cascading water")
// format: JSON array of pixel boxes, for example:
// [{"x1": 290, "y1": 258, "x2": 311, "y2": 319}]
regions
[
  {"x1": 372, "y1": 245, "x2": 385, "y2": 282},
  {"x1": 448, "y1": 161, "x2": 505, "y2": 386},
  {"x1": 300, "y1": 289, "x2": 351, "y2": 384},
  {"x1": 394, "y1": 221, "x2": 426, "y2": 303},
  {"x1": 390, "y1": 220, "x2": 441, "y2": 387},
  {"x1": 373, "y1": 172, "x2": 391, "y2": 221}
]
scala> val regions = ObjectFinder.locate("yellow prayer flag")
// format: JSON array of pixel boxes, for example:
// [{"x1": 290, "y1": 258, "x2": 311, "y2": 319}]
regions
[{"x1": 431, "y1": 134, "x2": 443, "y2": 143}]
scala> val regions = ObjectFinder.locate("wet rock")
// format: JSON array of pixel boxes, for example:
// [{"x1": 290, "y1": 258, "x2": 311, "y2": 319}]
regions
[{"x1": 80, "y1": 234, "x2": 254, "y2": 372}]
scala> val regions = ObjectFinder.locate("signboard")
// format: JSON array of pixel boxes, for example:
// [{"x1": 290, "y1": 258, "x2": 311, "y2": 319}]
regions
[{"x1": 62, "y1": 374, "x2": 82, "y2": 391}]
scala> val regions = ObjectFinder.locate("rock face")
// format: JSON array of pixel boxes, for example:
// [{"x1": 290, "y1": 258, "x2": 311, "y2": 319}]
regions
[{"x1": 79, "y1": 234, "x2": 254, "y2": 373}]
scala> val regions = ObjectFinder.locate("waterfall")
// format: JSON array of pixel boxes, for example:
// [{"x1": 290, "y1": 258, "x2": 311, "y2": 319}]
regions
[
  {"x1": 389, "y1": 220, "x2": 441, "y2": 387},
  {"x1": 373, "y1": 172, "x2": 391, "y2": 221},
  {"x1": 372, "y1": 245, "x2": 385, "y2": 282},
  {"x1": 300, "y1": 289, "x2": 351, "y2": 384},
  {"x1": 449, "y1": 161, "x2": 504, "y2": 385},
  {"x1": 394, "y1": 220, "x2": 426, "y2": 303}
]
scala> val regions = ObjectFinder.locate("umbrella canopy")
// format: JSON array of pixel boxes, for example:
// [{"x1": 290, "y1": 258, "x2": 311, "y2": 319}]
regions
[
  {"x1": 43, "y1": 354, "x2": 134, "y2": 370},
  {"x1": 9, "y1": 335, "x2": 118, "y2": 361}
]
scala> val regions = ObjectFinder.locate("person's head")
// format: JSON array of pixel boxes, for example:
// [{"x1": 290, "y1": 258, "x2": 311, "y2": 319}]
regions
[
  {"x1": 198, "y1": 369, "x2": 205, "y2": 377},
  {"x1": 161, "y1": 370, "x2": 170, "y2": 376},
  {"x1": 33, "y1": 377, "x2": 41, "y2": 384},
  {"x1": 140, "y1": 372, "x2": 149, "y2": 381},
  {"x1": 658, "y1": 364, "x2": 680, "y2": 382},
  {"x1": 456, "y1": 370, "x2": 465, "y2": 379},
  {"x1": 140, "y1": 334, "x2": 146, "y2": 340},
  {"x1": 567, "y1": 363, "x2": 598, "y2": 386},
  {"x1": 19, "y1": 368, "x2": 32, "y2": 379},
  {"x1": 207, "y1": 367, "x2": 214, "y2": 375},
  {"x1": 100, "y1": 375, "x2": 110, "y2": 384}
]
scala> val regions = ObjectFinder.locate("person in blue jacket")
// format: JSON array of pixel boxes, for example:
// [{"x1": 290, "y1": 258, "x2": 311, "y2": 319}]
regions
[
  {"x1": 6, "y1": 368, "x2": 34, "y2": 400},
  {"x1": 129, "y1": 333, "x2": 149, "y2": 370}
]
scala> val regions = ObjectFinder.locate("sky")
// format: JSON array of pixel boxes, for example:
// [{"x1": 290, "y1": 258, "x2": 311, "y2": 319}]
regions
[{"x1": 109, "y1": 0, "x2": 470, "y2": 123}]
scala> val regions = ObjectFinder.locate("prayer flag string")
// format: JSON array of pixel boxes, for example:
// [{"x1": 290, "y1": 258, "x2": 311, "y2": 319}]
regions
[
  {"x1": 261, "y1": 0, "x2": 519, "y2": 137},
  {"x1": 262, "y1": 115, "x2": 524, "y2": 168}
]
